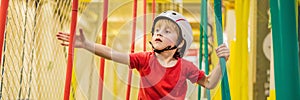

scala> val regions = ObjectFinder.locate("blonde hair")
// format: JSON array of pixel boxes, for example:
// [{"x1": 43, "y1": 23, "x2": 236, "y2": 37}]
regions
[{"x1": 154, "y1": 19, "x2": 180, "y2": 34}]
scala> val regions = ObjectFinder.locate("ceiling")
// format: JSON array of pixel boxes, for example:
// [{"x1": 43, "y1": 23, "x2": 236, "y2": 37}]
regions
[{"x1": 79, "y1": 0, "x2": 236, "y2": 44}]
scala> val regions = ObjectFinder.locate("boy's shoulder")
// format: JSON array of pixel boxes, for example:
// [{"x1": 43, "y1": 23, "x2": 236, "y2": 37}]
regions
[
  {"x1": 131, "y1": 51, "x2": 153, "y2": 56},
  {"x1": 133, "y1": 51, "x2": 153, "y2": 54},
  {"x1": 130, "y1": 51, "x2": 154, "y2": 60},
  {"x1": 179, "y1": 58, "x2": 200, "y2": 73},
  {"x1": 180, "y1": 58, "x2": 196, "y2": 67}
]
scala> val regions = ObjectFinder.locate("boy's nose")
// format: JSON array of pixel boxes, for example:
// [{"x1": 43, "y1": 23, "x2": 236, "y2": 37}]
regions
[{"x1": 156, "y1": 33, "x2": 163, "y2": 37}]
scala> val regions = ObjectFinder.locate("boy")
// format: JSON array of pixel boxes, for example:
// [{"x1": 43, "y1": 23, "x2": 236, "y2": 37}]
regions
[{"x1": 56, "y1": 11, "x2": 230, "y2": 99}]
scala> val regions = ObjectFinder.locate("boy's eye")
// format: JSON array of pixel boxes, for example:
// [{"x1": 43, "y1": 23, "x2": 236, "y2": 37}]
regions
[
  {"x1": 166, "y1": 30, "x2": 170, "y2": 33},
  {"x1": 155, "y1": 29, "x2": 159, "y2": 32}
]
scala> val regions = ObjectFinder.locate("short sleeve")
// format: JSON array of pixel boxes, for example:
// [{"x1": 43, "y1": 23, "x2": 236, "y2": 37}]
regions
[
  {"x1": 129, "y1": 52, "x2": 151, "y2": 70},
  {"x1": 186, "y1": 63, "x2": 205, "y2": 83}
]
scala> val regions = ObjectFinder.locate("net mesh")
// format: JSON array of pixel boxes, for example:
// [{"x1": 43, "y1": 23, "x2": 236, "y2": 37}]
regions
[{"x1": 1, "y1": 0, "x2": 87, "y2": 99}]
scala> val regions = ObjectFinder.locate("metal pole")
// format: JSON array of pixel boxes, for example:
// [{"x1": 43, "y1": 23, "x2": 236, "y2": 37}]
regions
[
  {"x1": 152, "y1": 0, "x2": 156, "y2": 20},
  {"x1": 0, "y1": 0, "x2": 9, "y2": 69},
  {"x1": 98, "y1": 0, "x2": 108, "y2": 99},
  {"x1": 270, "y1": 0, "x2": 300, "y2": 99},
  {"x1": 64, "y1": 0, "x2": 78, "y2": 100},
  {"x1": 126, "y1": 0, "x2": 137, "y2": 99},
  {"x1": 143, "y1": 0, "x2": 147, "y2": 52}
]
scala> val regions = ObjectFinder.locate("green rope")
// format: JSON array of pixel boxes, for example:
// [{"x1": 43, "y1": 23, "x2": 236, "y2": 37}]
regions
[
  {"x1": 214, "y1": 0, "x2": 231, "y2": 100},
  {"x1": 204, "y1": 24, "x2": 211, "y2": 100},
  {"x1": 198, "y1": 1, "x2": 204, "y2": 100},
  {"x1": 198, "y1": 6, "x2": 203, "y2": 100},
  {"x1": 199, "y1": 0, "x2": 210, "y2": 100},
  {"x1": 202, "y1": 0, "x2": 211, "y2": 99},
  {"x1": 270, "y1": 0, "x2": 300, "y2": 99}
]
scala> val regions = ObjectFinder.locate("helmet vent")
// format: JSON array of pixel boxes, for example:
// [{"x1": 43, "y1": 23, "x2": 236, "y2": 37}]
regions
[{"x1": 172, "y1": 12, "x2": 177, "y2": 15}]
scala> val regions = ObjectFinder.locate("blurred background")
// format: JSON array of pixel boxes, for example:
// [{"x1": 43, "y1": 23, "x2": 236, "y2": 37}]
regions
[{"x1": 0, "y1": 0, "x2": 299, "y2": 100}]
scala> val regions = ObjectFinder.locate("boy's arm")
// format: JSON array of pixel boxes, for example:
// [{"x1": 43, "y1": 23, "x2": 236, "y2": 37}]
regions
[
  {"x1": 84, "y1": 41, "x2": 130, "y2": 65},
  {"x1": 57, "y1": 29, "x2": 130, "y2": 65},
  {"x1": 198, "y1": 43, "x2": 229, "y2": 89},
  {"x1": 198, "y1": 63, "x2": 222, "y2": 89}
]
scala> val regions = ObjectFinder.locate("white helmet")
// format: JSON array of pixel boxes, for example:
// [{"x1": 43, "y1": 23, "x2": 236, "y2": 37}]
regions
[{"x1": 151, "y1": 10, "x2": 193, "y2": 57}]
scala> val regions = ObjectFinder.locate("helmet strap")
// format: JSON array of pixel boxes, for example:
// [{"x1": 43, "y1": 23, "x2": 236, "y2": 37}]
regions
[{"x1": 149, "y1": 42, "x2": 178, "y2": 53}]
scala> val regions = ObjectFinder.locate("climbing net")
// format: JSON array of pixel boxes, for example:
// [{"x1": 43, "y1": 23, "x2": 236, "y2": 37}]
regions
[{"x1": 0, "y1": 0, "x2": 87, "y2": 99}]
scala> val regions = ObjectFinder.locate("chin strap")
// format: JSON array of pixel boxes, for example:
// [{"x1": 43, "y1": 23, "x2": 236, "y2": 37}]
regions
[{"x1": 149, "y1": 41, "x2": 177, "y2": 53}]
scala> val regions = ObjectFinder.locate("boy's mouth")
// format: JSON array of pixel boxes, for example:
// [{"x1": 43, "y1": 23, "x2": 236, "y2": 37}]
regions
[{"x1": 155, "y1": 38, "x2": 162, "y2": 42}]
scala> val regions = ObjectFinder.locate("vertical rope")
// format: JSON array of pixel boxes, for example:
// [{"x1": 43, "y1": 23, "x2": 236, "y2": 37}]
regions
[
  {"x1": 202, "y1": 1, "x2": 211, "y2": 100},
  {"x1": 0, "y1": 0, "x2": 10, "y2": 72},
  {"x1": 270, "y1": 0, "x2": 300, "y2": 99},
  {"x1": 152, "y1": 0, "x2": 156, "y2": 20},
  {"x1": 143, "y1": 0, "x2": 147, "y2": 52},
  {"x1": 214, "y1": 0, "x2": 231, "y2": 100},
  {"x1": 199, "y1": 0, "x2": 211, "y2": 99},
  {"x1": 198, "y1": 0, "x2": 204, "y2": 99},
  {"x1": 64, "y1": 0, "x2": 78, "y2": 100},
  {"x1": 202, "y1": 0, "x2": 211, "y2": 99},
  {"x1": 298, "y1": 6, "x2": 300, "y2": 63},
  {"x1": 203, "y1": 20, "x2": 211, "y2": 100},
  {"x1": 98, "y1": 0, "x2": 108, "y2": 99},
  {"x1": 27, "y1": 1, "x2": 39, "y2": 99},
  {"x1": 18, "y1": 0, "x2": 29, "y2": 98},
  {"x1": 126, "y1": 0, "x2": 138, "y2": 100}
]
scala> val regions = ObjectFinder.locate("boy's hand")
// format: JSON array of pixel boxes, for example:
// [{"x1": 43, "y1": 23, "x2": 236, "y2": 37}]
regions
[
  {"x1": 216, "y1": 43, "x2": 230, "y2": 61},
  {"x1": 56, "y1": 28, "x2": 87, "y2": 48}
]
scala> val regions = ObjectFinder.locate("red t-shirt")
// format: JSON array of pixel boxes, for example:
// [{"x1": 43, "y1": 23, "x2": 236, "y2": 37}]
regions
[{"x1": 129, "y1": 52, "x2": 205, "y2": 100}]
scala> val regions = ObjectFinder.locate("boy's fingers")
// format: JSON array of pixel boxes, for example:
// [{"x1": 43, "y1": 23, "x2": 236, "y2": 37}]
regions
[
  {"x1": 57, "y1": 33, "x2": 70, "y2": 39},
  {"x1": 79, "y1": 29, "x2": 85, "y2": 39},
  {"x1": 216, "y1": 44, "x2": 226, "y2": 51},
  {"x1": 221, "y1": 43, "x2": 226, "y2": 46},
  {"x1": 217, "y1": 53, "x2": 230, "y2": 58},
  {"x1": 217, "y1": 49, "x2": 230, "y2": 55},
  {"x1": 57, "y1": 33, "x2": 71, "y2": 41},
  {"x1": 61, "y1": 43, "x2": 69, "y2": 46},
  {"x1": 216, "y1": 47, "x2": 222, "y2": 52},
  {"x1": 78, "y1": 28, "x2": 86, "y2": 42},
  {"x1": 216, "y1": 47, "x2": 229, "y2": 53},
  {"x1": 215, "y1": 43, "x2": 230, "y2": 59},
  {"x1": 220, "y1": 44, "x2": 227, "y2": 49},
  {"x1": 217, "y1": 51, "x2": 230, "y2": 56},
  {"x1": 79, "y1": 28, "x2": 83, "y2": 34},
  {"x1": 59, "y1": 32, "x2": 70, "y2": 36},
  {"x1": 58, "y1": 32, "x2": 70, "y2": 36},
  {"x1": 57, "y1": 37, "x2": 69, "y2": 42},
  {"x1": 61, "y1": 42, "x2": 69, "y2": 46},
  {"x1": 56, "y1": 34, "x2": 66, "y2": 38}
]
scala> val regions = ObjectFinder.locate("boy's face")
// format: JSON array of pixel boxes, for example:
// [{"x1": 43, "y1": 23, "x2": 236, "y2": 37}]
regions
[{"x1": 151, "y1": 20, "x2": 179, "y2": 50}]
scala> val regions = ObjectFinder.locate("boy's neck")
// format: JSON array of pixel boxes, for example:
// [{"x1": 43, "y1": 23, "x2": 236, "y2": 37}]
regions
[{"x1": 155, "y1": 50, "x2": 178, "y2": 67}]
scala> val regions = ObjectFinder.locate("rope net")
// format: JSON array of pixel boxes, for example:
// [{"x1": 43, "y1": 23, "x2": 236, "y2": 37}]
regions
[{"x1": 1, "y1": 0, "x2": 87, "y2": 99}]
